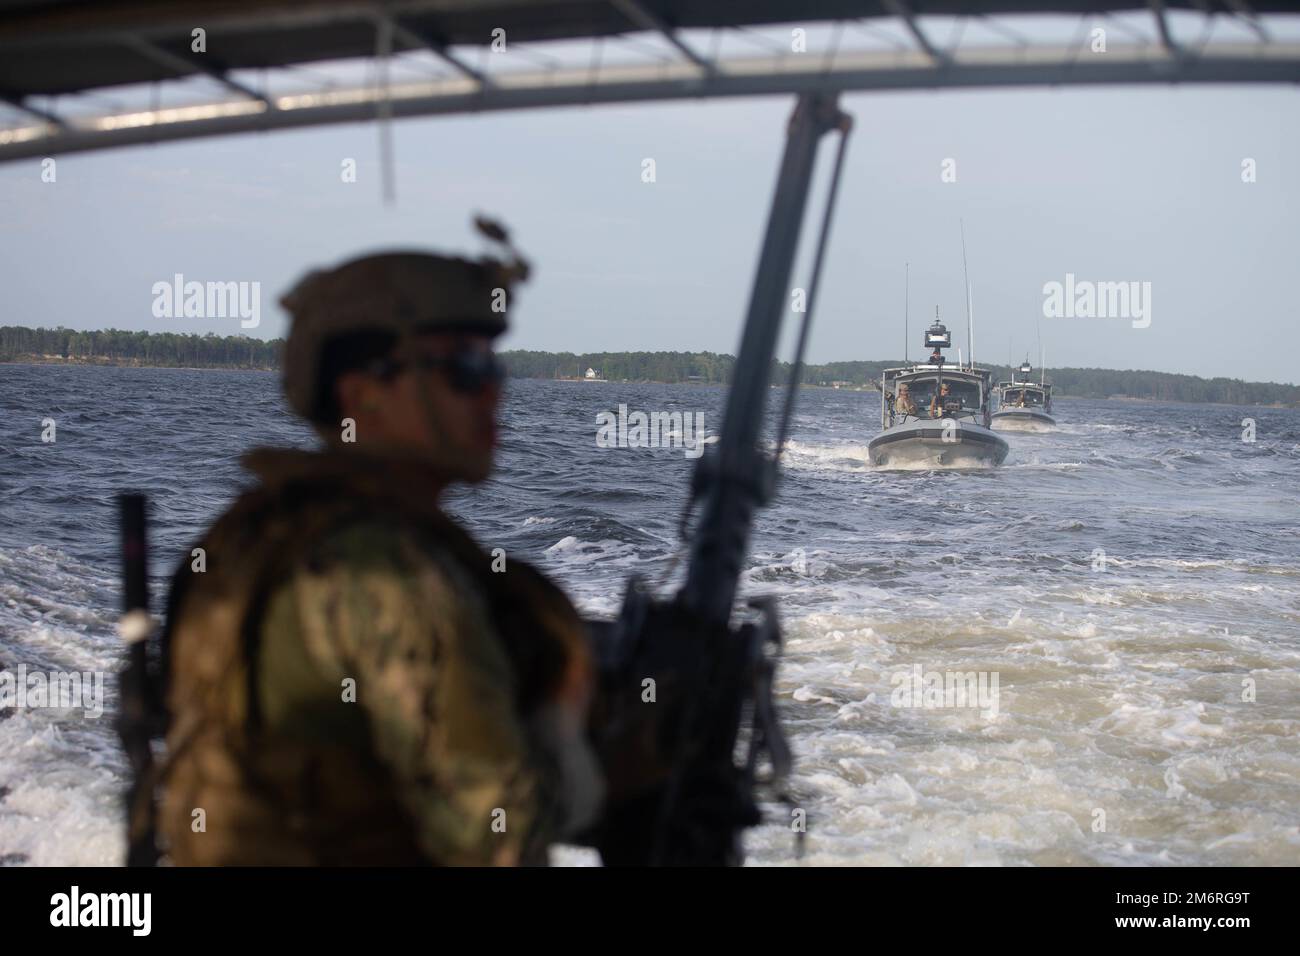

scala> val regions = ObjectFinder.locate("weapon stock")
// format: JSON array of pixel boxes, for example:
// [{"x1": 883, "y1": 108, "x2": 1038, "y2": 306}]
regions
[{"x1": 587, "y1": 93, "x2": 851, "y2": 865}]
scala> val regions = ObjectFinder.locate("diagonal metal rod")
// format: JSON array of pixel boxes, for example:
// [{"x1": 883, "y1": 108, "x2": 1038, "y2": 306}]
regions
[
  {"x1": 1226, "y1": 0, "x2": 1272, "y2": 42},
  {"x1": 1149, "y1": 0, "x2": 1187, "y2": 60},
  {"x1": 978, "y1": 14, "x2": 1030, "y2": 48},
  {"x1": 610, "y1": 0, "x2": 716, "y2": 74},
  {"x1": 884, "y1": 0, "x2": 953, "y2": 66},
  {"x1": 118, "y1": 34, "x2": 273, "y2": 106},
  {"x1": 389, "y1": 17, "x2": 493, "y2": 86},
  {"x1": 0, "y1": 92, "x2": 66, "y2": 127}
]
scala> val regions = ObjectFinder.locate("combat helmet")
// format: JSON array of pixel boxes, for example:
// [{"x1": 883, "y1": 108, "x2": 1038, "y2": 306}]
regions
[{"x1": 280, "y1": 217, "x2": 529, "y2": 425}]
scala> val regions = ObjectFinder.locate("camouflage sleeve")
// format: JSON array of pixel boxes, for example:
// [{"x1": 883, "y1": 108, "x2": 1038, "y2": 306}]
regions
[{"x1": 289, "y1": 519, "x2": 559, "y2": 865}]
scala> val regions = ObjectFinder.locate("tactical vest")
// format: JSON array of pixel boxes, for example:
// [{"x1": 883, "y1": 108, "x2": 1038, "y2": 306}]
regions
[{"x1": 153, "y1": 448, "x2": 586, "y2": 865}]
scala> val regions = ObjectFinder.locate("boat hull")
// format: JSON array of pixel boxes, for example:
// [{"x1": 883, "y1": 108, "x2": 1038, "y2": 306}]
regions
[
  {"x1": 868, "y1": 420, "x2": 1009, "y2": 469},
  {"x1": 991, "y1": 409, "x2": 1056, "y2": 433}
]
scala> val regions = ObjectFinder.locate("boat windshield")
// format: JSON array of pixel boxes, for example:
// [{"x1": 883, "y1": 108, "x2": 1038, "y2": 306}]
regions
[
  {"x1": 889, "y1": 375, "x2": 982, "y2": 422},
  {"x1": 1003, "y1": 388, "x2": 1045, "y2": 407}
]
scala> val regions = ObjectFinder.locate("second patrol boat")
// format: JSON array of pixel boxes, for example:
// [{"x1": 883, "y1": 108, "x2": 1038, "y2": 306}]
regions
[
  {"x1": 992, "y1": 361, "x2": 1056, "y2": 432},
  {"x1": 868, "y1": 316, "x2": 1009, "y2": 469}
]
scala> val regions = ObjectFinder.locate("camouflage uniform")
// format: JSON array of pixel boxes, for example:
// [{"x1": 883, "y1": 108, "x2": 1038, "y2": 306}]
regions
[
  {"x1": 156, "y1": 236, "x2": 601, "y2": 865},
  {"x1": 158, "y1": 447, "x2": 595, "y2": 865}
]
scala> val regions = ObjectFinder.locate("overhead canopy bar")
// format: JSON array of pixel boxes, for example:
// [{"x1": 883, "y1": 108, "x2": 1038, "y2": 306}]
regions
[{"x1": 1, "y1": 0, "x2": 1297, "y2": 162}]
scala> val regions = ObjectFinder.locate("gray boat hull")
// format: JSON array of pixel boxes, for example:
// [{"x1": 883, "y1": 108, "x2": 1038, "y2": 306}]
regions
[
  {"x1": 868, "y1": 420, "x2": 1009, "y2": 469},
  {"x1": 991, "y1": 409, "x2": 1056, "y2": 433}
]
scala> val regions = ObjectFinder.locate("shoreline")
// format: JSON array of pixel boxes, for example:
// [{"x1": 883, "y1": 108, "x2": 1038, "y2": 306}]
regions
[
  {"x1": 3, "y1": 358, "x2": 1295, "y2": 408},
  {"x1": 1, "y1": 358, "x2": 276, "y2": 372}
]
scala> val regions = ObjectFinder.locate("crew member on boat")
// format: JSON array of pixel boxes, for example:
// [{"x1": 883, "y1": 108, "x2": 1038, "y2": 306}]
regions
[
  {"x1": 896, "y1": 383, "x2": 918, "y2": 418},
  {"x1": 929, "y1": 382, "x2": 954, "y2": 419}
]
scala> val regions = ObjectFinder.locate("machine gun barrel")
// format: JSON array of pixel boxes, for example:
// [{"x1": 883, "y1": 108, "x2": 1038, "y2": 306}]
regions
[
  {"x1": 586, "y1": 93, "x2": 851, "y2": 865},
  {"x1": 679, "y1": 93, "x2": 848, "y2": 626}
]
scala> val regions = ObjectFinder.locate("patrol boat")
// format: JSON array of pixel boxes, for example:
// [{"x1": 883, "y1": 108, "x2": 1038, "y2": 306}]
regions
[
  {"x1": 868, "y1": 317, "x2": 1009, "y2": 469},
  {"x1": 992, "y1": 361, "x2": 1056, "y2": 432}
]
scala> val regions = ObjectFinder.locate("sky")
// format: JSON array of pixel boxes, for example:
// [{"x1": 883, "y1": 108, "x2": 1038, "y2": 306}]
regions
[{"x1": 1, "y1": 83, "x2": 1296, "y2": 384}]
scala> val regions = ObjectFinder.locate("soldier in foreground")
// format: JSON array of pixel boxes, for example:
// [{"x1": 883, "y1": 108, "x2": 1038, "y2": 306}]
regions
[{"x1": 154, "y1": 225, "x2": 605, "y2": 864}]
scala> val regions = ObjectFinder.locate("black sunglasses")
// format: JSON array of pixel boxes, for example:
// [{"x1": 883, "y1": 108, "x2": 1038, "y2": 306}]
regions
[{"x1": 373, "y1": 349, "x2": 505, "y2": 394}]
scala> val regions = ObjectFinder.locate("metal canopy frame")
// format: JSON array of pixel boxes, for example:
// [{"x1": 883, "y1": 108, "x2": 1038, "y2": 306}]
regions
[{"x1": 0, "y1": 1, "x2": 1297, "y2": 163}]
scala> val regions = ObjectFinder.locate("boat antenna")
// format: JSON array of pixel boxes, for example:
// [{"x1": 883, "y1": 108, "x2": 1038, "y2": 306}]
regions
[
  {"x1": 1037, "y1": 313, "x2": 1044, "y2": 385},
  {"x1": 960, "y1": 219, "x2": 974, "y2": 370},
  {"x1": 904, "y1": 262, "x2": 910, "y2": 364}
]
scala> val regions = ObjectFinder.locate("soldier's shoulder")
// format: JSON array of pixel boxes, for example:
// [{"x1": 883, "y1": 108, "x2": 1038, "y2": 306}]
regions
[
  {"x1": 308, "y1": 510, "x2": 465, "y2": 579},
  {"x1": 178, "y1": 482, "x2": 487, "y2": 619},
  {"x1": 296, "y1": 513, "x2": 497, "y2": 637},
  {"x1": 196, "y1": 482, "x2": 430, "y2": 564}
]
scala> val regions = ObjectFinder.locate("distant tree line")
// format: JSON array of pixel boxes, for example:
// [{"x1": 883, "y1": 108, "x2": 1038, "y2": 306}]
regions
[
  {"x1": 501, "y1": 349, "x2": 736, "y2": 384},
  {"x1": 505, "y1": 351, "x2": 1300, "y2": 407},
  {"x1": 0, "y1": 326, "x2": 279, "y2": 369},
  {"x1": 782, "y1": 360, "x2": 1300, "y2": 407},
  {"x1": 1015, "y1": 365, "x2": 1297, "y2": 406},
  {"x1": 2, "y1": 329, "x2": 1295, "y2": 406}
]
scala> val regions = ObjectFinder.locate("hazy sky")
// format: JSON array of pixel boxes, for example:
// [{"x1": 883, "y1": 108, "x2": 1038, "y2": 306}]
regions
[{"x1": 1, "y1": 83, "x2": 1296, "y2": 383}]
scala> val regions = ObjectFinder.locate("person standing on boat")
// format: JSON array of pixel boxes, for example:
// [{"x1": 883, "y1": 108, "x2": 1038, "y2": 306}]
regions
[
  {"x1": 152, "y1": 227, "x2": 605, "y2": 865},
  {"x1": 930, "y1": 382, "x2": 954, "y2": 419},
  {"x1": 895, "y1": 383, "x2": 918, "y2": 418}
]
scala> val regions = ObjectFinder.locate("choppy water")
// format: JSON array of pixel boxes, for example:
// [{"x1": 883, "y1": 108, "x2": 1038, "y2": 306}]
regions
[{"x1": 1, "y1": 364, "x2": 1298, "y2": 866}]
